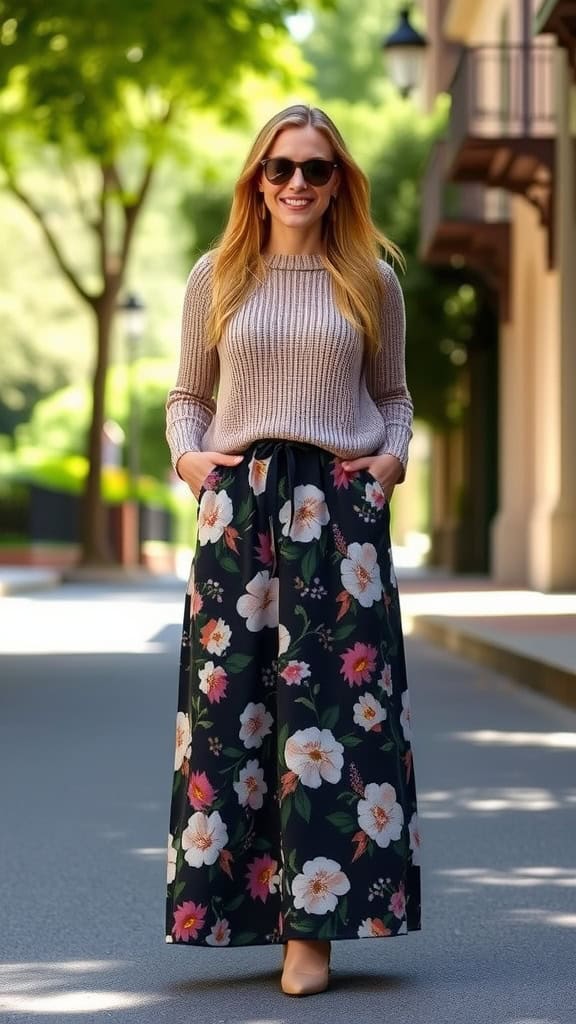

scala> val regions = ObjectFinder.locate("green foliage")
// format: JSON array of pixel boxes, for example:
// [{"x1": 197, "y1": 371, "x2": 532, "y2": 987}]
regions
[{"x1": 16, "y1": 358, "x2": 175, "y2": 481}]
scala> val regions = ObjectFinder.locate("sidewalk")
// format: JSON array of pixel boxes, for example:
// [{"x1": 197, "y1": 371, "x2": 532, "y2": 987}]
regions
[
  {"x1": 1, "y1": 563, "x2": 574, "y2": 710},
  {"x1": 0, "y1": 566, "x2": 63, "y2": 596},
  {"x1": 398, "y1": 566, "x2": 576, "y2": 710}
]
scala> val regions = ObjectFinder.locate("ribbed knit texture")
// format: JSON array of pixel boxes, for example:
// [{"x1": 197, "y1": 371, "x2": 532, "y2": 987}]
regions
[{"x1": 166, "y1": 251, "x2": 413, "y2": 473}]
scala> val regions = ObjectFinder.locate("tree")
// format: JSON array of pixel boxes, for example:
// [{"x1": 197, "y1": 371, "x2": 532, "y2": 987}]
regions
[{"x1": 0, "y1": 0, "x2": 305, "y2": 564}]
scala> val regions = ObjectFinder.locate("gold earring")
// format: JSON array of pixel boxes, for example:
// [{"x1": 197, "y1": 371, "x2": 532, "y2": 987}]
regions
[
  {"x1": 330, "y1": 195, "x2": 337, "y2": 221},
  {"x1": 259, "y1": 197, "x2": 267, "y2": 221}
]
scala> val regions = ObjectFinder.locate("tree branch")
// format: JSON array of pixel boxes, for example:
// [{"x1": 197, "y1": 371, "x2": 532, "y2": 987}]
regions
[{"x1": 3, "y1": 170, "x2": 95, "y2": 307}]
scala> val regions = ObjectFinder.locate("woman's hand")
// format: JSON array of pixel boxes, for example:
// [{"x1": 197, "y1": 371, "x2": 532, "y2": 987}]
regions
[
  {"x1": 341, "y1": 453, "x2": 404, "y2": 502},
  {"x1": 176, "y1": 451, "x2": 244, "y2": 500}
]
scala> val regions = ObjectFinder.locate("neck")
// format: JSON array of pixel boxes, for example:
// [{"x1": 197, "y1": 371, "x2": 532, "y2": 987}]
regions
[{"x1": 264, "y1": 226, "x2": 325, "y2": 257}]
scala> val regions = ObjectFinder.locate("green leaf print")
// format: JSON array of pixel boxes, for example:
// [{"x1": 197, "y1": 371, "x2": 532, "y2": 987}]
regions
[
  {"x1": 320, "y1": 705, "x2": 340, "y2": 730},
  {"x1": 225, "y1": 653, "x2": 253, "y2": 674},
  {"x1": 326, "y1": 811, "x2": 357, "y2": 834},
  {"x1": 282, "y1": 543, "x2": 301, "y2": 561},
  {"x1": 379, "y1": 740, "x2": 395, "y2": 752},
  {"x1": 236, "y1": 496, "x2": 253, "y2": 526},
  {"x1": 231, "y1": 931, "x2": 258, "y2": 945},
  {"x1": 337, "y1": 895, "x2": 349, "y2": 925},
  {"x1": 295, "y1": 696, "x2": 317, "y2": 713},
  {"x1": 290, "y1": 918, "x2": 316, "y2": 933},
  {"x1": 318, "y1": 919, "x2": 334, "y2": 939},
  {"x1": 252, "y1": 836, "x2": 272, "y2": 852},
  {"x1": 222, "y1": 746, "x2": 245, "y2": 758},
  {"x1": 339, "y1": 734, "x2": 363, "y2": 748},
  {"x1": 294, "y1": 786, "x2": 312, "y2": 823},
  {"x1": 223, "y1": 893, "x2": 245, "y2": 913},
  {"x1": 173, "y1": 881, "x2": 186, "y2": 902},
  {"x1": 280, "y1": 794, "x2": 293, "y2": 831},
  {"x1": 196, "y1": 719, "x2": 214, "y2": 729},
  {"x1": 219, "y1": 555, "x2": 241, "y2": 574},
  {"x1": 288, "y1": 848, "x2": 299, "y2": 874},
  {"x1": 301, "y1": 545, "x2": 319, "y2": 584},
  {"x1": 333, "y1": 623, "x2": 357, "y2": 641}
]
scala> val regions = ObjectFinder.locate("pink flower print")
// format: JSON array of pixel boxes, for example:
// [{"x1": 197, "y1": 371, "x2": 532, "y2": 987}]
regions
[
  {"x1": 187, "y1": 770, "x2": 216, "y2": 811},
  {"x1": 280, "y1": 660, "x2": 311, "y2": 686},
  {"x1": 191, "y1": 588, "x2": 203, "y2": 617},
  {"x1": 198, "y1": 662, "x2": 229, "y2": 704},
  {"x1": 365, "y1": 479, "x2": 386, "y2": 509},
  {"x1": 339, "y1": 642, "x2": 378, "y2": 686},
  {"x1": 389, "y1": 882, "x2": 406, "y2": 920},
  {"x1": 330, "y1": 459, "x2": 357, "y2": 489},
  {"x1": 255, "y1": 530, "x2": 274, "y2": 567},
  {"x1": 172, "y1": 900, "x2": 207, "y2": 941},
  {"x1": 206, "y1": 917, "x2": 231, "y2": 946},
  {"x1": 202, "y1": 470, "x2": 220, "y2": 492},
  {"x1": 246, "y1": 854, "x2": 280, "y2": 902}
]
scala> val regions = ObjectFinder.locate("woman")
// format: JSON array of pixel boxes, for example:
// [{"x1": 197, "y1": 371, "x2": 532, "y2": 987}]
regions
[{"x1": 165, "y1": 104, "x2": 421, "y2": 997}]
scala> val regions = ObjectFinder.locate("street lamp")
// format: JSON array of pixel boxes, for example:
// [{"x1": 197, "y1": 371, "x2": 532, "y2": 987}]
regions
[
  {"x1": 117, "y1": 291, "x2": 146, "y2": 566},
  {"x1": 382, "y1": 6, "x2": 428, "y2": 97}
]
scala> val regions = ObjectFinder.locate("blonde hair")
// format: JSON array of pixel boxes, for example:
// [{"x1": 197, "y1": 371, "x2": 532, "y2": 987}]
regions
[{"x1": 207, "y1": 104, "x2": 404, "y2": 353}]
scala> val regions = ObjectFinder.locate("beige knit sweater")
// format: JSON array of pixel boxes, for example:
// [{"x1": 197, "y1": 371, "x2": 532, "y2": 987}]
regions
[{"x1": 166, "y1": 252, "x2": 413, "y2": 473}]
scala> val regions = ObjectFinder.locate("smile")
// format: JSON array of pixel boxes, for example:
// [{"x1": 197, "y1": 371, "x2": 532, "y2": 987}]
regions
[{"x1": 279, "y1": 198, "x2": 314, "y2": 208}]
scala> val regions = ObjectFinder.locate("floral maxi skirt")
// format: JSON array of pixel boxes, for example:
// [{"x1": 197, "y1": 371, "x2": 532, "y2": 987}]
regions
[{"x1": 166, "y1": 440, "x2": 422, "y2": 947}]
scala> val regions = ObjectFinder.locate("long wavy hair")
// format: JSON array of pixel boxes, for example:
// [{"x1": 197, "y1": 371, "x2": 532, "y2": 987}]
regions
[{"x1": 206, "y1": 104, "x2": 404, "y2": 353}]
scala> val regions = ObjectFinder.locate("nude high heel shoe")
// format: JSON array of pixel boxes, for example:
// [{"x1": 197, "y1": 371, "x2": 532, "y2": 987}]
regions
[{"x1": 280, "y1": 939, "x2": 331, "y2": 996}]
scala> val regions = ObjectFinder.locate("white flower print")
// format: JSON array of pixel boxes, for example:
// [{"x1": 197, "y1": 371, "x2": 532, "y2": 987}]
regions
[
  {"x1": 292, "y1": 856, "x2": 350, "y2": 915},
  {"x1": 236, "y1": 571, "x2": 279, "y2": 632},
  {"x1": 357, "y1": 782, "x2": 404, "y2": 847},
  {"x1": 181, "y1": 810, "x2": 228, "y2": 867},
  {"x1": 378, "y1": 663, "x2": 393, "y2": 697},
  {"x1": 400, "y1": 689, "x2": 411, "y2": 741},
  {"x1": 233, "y1": 759, "x2": 268, "y2": 810},
  {"x1": 197, "y1": 489, "x2": 234, "y2": 545},
  {"x1": 357, "y1": 917, "x2": 390, "y2": 938},
  {"x1": 167, "y1": 834, "x2": 177, "y2": 884},
  {"x1": 206, "y1": 918, "x2": 231, "y2": 946},
  {"x1": 248, "y1": 455, "x2": 271, "y2": 495},
  {"x1": 239, "y1": 702, "x2": 273, "y2": 749},
  {"x1": 353, "y1": 692, "x2": 387, "y2": 732},
  {"x1": 278, "y1": 623, "x2": 291, "y2": 656},
  {"x1": 340, "y1": 542, "x2": 383, "y2": 607},
  {"x1": 365, "y1": 479, "x2": 386, "y2": 510},
  {"x1": 174, "y1": 711, "x2": 191, "y2": 771},
  {"x1": 408, "y1": 811, "x2": 422, "y2": 866},
  {"x1": 397, "y1": 920, "x2": 408, "y2": 934},
  {"x1": 284, "y1": 727, "x2": 344, "y2": 789},
  {"x1": 279, "y1": 484, "x2": 330, "y2": 542},
  {"x1": 203, "y1": 617, "x2": 231, "y2": 655}
]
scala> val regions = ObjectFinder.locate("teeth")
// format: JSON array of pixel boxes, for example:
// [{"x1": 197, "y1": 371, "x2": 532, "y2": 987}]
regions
[{"x1": 282, "y1": 199, "x2": 311, "y2": 206}]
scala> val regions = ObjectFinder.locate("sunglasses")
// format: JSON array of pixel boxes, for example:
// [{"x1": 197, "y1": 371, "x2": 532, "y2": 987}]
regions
[{"x1": 260, "y1": 157, "x2": 339, "y2": 187}]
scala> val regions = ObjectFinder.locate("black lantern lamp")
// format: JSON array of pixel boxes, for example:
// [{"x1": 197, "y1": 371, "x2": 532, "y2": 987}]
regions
[{"x1": 382, "y1": 7, "x2": 428, "y2": 97}]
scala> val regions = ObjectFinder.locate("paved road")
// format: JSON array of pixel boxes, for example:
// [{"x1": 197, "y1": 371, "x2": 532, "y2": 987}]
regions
[{"x1": 0, "y1": 580, "x2": 574, "y2": 1024}]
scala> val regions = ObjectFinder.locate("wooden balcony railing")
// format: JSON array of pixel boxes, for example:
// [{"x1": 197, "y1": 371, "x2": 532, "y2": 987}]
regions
[{"x1": 448, "y1": 43, "x2": 555, "y2": 165}]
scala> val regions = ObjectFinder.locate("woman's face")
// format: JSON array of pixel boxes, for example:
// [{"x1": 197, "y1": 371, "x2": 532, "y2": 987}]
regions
[{"x1": 259, "y1": 124, "x2": 339, "y2": 240}]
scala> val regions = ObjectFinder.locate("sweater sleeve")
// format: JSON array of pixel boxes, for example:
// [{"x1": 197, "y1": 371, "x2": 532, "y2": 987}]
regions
[
  {"x1": 364, "y1": 260, "x2": 414, "y2": 479},
  {"x1": 165, "y1": 253, "x2": 219, "y2": 472}
]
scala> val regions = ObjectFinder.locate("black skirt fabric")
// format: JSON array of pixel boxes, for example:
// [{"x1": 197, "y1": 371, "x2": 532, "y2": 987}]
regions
[{"x1": 166, "y1": 440, "x2": 421, "y2": 947}]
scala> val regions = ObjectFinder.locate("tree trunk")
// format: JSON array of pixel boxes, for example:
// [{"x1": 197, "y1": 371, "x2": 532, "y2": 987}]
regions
[{"x1": 80, "y1": 289, "x2": 119, "y2": 565}]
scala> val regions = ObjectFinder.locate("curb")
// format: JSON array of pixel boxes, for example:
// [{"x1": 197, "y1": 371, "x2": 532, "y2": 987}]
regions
[
  {"x1": 411, "y1": 615, "x2": 576, "y2": 711},
  {"x1": 0, "y1": 570, "x2": 63, "y2": 597}
]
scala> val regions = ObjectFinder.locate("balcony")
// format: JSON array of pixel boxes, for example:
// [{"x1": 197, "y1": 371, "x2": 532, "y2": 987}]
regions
[
  {"x1": 421, "y1": 141, "x2": 511, "y2": 316},
  {"x1": 445, "y1": 44, "x2": 555, "y2": 261},
  {"x1": 535, "y1": 1, "x2": 576, "y2": 75}
]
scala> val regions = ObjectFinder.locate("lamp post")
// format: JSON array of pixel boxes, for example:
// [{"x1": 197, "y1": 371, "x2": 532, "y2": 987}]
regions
[
  {"x1": 118, "y1": 292, "x2": 146, "y2": 567},
  {"x1": 382, "y1": 6, "x2": 428, "y2": 97}
]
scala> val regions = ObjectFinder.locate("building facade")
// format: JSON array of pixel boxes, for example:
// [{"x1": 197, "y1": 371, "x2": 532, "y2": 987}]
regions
[{"x1": 420, "y1": 0, "x2": 576, "y2": 590}]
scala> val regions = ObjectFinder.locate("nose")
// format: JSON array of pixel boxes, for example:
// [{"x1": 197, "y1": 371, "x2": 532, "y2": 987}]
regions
[{"x1": 288, "y1": 167, "x2": 307, "y2": 189}]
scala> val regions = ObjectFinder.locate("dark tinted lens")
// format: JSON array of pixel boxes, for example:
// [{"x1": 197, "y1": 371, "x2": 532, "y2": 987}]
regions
[
  {"x1": 301, "y1": 159, "x2": 334, "y2": 185},
  {"x1": 263, "y1": 158, "x2": 335, "y2": 186},
  {"x1": 264, "y1": 158, "x2": 294, "y2": 184}
]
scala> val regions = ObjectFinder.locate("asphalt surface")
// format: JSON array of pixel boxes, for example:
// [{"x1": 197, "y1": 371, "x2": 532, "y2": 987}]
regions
[{"x1": 0, "y1": 579, "x2": 575, "y2": 1024}]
